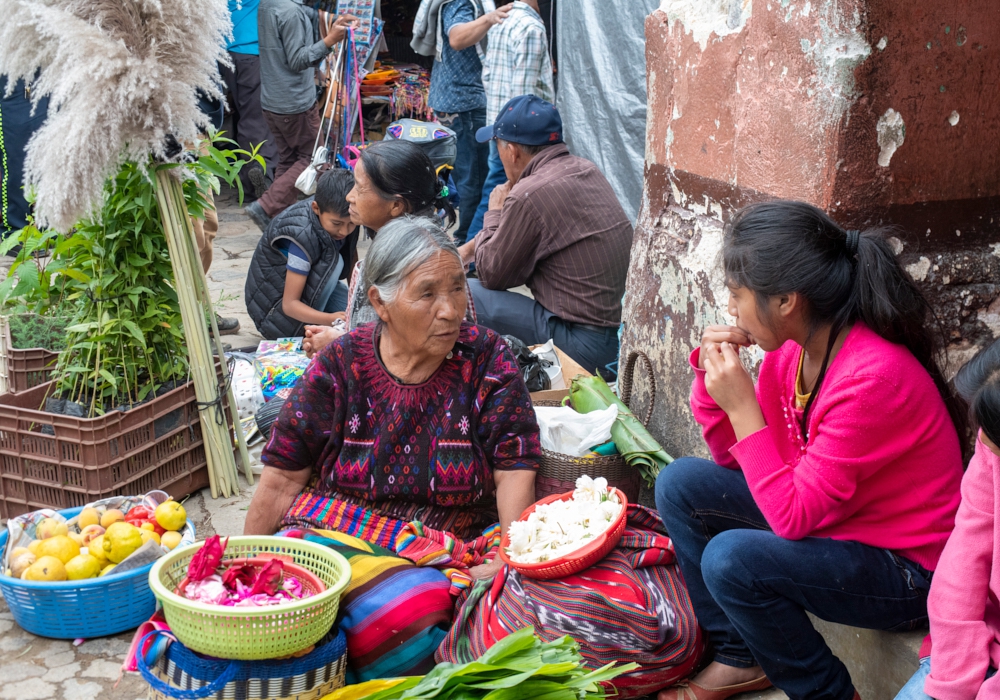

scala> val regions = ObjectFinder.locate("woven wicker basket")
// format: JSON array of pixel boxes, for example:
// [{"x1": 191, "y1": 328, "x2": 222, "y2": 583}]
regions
[{"x1": 533, "y1": 351, "x2": 655, "y2": 502}]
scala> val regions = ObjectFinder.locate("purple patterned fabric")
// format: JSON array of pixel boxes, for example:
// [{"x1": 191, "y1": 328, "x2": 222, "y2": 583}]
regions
[{"x1": 263, "y1": 322, "x2": 541, "y2": 511}]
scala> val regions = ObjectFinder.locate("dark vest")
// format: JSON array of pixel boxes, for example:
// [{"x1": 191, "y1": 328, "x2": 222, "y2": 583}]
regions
[{"x1": 245, "y1": 198, "x2": 348, "y2": 339}]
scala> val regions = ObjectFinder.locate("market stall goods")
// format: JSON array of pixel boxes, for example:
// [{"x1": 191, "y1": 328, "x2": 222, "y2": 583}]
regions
[
  {"x1": 149, "y1": 536, "x2": 351, "y2": 660},
  {"x1": 359, "y1": 626, "x2": 637, "y2": 700},
  {"x1": 505, "y1": 476, "x2": 623, "y2": 564}
]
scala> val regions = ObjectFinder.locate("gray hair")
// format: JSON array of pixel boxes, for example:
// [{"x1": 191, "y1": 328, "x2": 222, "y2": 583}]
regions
[{"x1": 362, "y1": 215, "x2": 462, "y2": 306}]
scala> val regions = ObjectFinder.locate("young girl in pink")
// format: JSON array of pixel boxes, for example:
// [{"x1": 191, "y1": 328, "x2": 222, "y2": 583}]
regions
[
  {"x1": 894, "y1": 339, "x2": 1000, "y2": 700},
  {"x1": 656, "y1": 201, "x2": 965, "y2": 700}
]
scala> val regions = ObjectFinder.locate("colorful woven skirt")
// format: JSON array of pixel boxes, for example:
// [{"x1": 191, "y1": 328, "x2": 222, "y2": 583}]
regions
[{"x1": 278, "y1": 528, "x2": 453, "y2": 684}]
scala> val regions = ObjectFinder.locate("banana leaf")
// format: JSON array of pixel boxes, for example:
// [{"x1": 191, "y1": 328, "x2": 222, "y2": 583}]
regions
[{"x1": 569, "y1": 375, "x2": 673, "y2": 488}]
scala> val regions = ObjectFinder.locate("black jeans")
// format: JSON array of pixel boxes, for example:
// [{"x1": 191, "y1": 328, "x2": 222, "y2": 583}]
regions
[
  {"x1": 219, "y1": 51, "x2": 278, "y2": 196},
  {"x1": 656, "y1": 457, "x2": 932, "y2": 700}
]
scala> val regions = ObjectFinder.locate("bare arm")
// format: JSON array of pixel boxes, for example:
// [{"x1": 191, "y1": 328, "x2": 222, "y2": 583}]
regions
[
  {"x1": 244, "y1": 466, "x2": 313, "y2": 535},
  {"x1": 282, "y1": 271, "x2": 346, "y2": 326},
  {"x1": 448, "y1": 4, "x2": 512, "y2": 51},
  {"x1": 468, "y1": 468, "x2": 535, "y2": 580}
]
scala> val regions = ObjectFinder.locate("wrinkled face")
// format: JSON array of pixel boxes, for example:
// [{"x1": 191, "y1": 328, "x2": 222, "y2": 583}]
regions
[
  {"x1": 347, "y1": 160, "x2": 400, "y2": 231},
  {"x1": 377, "y1": 251, "x2": 466, "y2": 359},
  {"x1": 311, "y1": 202, "x2": 357, "y2": 240},
  {"x1": 726, "y1": 285, "x2": 782, "y2": 352}
]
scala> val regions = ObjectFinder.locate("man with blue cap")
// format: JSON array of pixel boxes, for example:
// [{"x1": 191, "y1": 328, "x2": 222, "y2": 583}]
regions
[{"x1": 458, "y1": 95, "x2": 633, "y2": 377}]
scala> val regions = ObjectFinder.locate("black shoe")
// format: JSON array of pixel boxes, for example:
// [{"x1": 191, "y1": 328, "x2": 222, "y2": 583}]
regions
[
  {"x1": 248, "y1": 166, "x2": 268, "y2": 200},
  {"x1": 215, "y1": 315, "x2": 241, "y2": 335},
  {"x1": 245, "y1": 201, "x2": 272, "y2": 233}
]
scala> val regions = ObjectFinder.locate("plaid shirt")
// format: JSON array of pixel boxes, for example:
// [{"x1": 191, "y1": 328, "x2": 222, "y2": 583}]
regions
[{"x1": 482, "y1": 2, "x2": 554, "y2": 123}]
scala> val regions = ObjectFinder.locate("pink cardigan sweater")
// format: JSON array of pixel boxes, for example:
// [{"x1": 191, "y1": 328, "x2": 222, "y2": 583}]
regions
[
  {"x1": 690, "y1": 322, "x2": 962, "y2": 571},
  {"x1": 925, "y1": 438, "x2": 1000, "y2": 700}
]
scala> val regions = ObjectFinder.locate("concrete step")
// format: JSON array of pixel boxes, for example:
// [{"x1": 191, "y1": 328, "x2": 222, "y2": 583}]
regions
[{"x1": 711, "y1": 617, "x2": 923, "y2": 700}]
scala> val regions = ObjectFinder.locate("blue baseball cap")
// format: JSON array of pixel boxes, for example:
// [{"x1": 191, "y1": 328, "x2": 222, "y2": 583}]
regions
[{"x1": 475, "y1": 95, "x2": 563, "y2": 146}]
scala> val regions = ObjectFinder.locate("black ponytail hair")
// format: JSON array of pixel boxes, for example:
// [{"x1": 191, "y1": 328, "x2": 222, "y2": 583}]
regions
[
  {"x1": 723, "y1": 200, "x2": 967, "y2": 440},
  {"x1": 358, "y1": 140, "x2": 458, "y2": 228},
  {"x1": 954, "y1": 338, "x2": 1000, "y2": 448}
]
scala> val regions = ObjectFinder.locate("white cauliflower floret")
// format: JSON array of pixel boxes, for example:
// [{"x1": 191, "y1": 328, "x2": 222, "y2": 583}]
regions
[{"x1": 505, "y1": 476, "x2": 623, "y2": 564}]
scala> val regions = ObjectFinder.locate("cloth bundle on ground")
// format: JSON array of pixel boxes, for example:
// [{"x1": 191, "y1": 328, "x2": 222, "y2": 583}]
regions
[
  {"x1": 436, "y1": 504, "x2": 704, "y2": 698},
  {"x1": 280, "y1": 505, "x2": 703, "y2": 697}
]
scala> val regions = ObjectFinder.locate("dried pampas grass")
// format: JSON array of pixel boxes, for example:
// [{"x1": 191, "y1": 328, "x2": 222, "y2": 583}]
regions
[{"x1": 0, "y1": 0, "x2": 231, "y2": 232}]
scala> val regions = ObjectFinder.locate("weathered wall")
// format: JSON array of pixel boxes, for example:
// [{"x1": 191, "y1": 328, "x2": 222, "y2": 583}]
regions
[{"x1": 622, "y1": 0, "x2": 1000, "y2": 459}]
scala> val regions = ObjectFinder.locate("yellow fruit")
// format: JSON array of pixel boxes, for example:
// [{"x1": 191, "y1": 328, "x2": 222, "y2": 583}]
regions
[
  {"x1": 22, "y1": 555, "x2": 67, "y2": 581},
  {"x1": 99, "y1": 564, "x2": 116, "y2": 577},
  {"x1": 88, "y1": 535, "x2": 109, "y2": 565},
  {"x1": 65, "y1": 553, "x2": 101, "y2": 580},
  {"x1": 78, "y1": 507, "x2": 100, "y2": 529},
  {"x1": 103, "y1": 522, "x2": 142, "y2": 563},
  {"x1": 100, "y1": 509, "x2": 125, "y2": 528},
  {"x1": 37, "y1": 535, "x2": 80, "y2": 564},
  {"x1": 155, "y1": 501, "x2": 187, "y2": 532},
  {"x1": 140, "y1": 522, "x2": 155, "y2": 532},
  {"x1": 10, "y1": 552, "x2": 36, "y2": 579},
  {"x1": 27, "y1": 539, "x2": 42, "y2": 555},
  {"x1": 10, "y1": 547, "x2": 30, "y2": 559},
  {"x1": 36, "y1": 517, "x2": 68, "y2": 540},
  {"x1": 80, "y1": 524, "x2": 105, "y2": 544},
  {"x1": 139, "y1": 530, "x2": 161, "y2": 546},
  {"x1": 160, "y1": 531, "x2": 182, "y2": 551},
  {"x1": 68, "y1": 532, "x2": 85, "y2": 546}
]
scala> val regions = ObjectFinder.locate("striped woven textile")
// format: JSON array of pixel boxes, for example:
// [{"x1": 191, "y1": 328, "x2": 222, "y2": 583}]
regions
[
  {"x1": 283, "y1": 490, "x2": 495, "y2": 548},
  {"x1": 278, "y1": 528, "x2": 453, "y2": 684},
  {"x1": 436, "y1": 505, "x2": 705, "y2": 698},
  {"x1": 395, "y1": 523, "x2": 502, "y2": 595}
]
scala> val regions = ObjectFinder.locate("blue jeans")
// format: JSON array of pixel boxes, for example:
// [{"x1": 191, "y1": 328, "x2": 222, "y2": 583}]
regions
[
  {"x1": 894, "y1": 657, "x2": 996, "y2": 700},
  {"x1": 467, "y1": 140, "x2": 506, "y2": 241},
  {"x1": 467, "y1": 279, "x2": 620, "y2": 378},
  {"x1": 656, "y1": 458, "x2": 933, "y2": 700},
  {"x1": 435, "y1": 108, "x2": 488, "y2": 245}
]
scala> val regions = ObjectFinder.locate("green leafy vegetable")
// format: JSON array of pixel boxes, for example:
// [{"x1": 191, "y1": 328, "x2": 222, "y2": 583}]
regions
[
  {"x1": 364, "y1": 627, "x2": 637, "y2": 700},
  {"x1": 569, "y1": 375, "x2": 673, "y2": 488}
]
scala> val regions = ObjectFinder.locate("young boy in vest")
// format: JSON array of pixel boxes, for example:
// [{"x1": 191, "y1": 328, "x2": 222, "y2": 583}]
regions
[{"x1": 245, "y1": 169, "x2": 357, "y2": 339}]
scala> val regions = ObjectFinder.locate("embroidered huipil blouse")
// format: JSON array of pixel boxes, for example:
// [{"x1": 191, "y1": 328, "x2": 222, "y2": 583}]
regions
[{"x1": 263, "y1": 322, "x2": 541, "y2": 512}]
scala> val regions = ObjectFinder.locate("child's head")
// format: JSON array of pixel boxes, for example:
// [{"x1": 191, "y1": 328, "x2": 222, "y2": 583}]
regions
[
  {"x1": 312, "y1": 169, "x2": 356, "y2": 240},
  {"x1": 955, "y1": 339, "x2": 1000, "y2": 455},
  {"x1": 722, "y1": 200, "x2": 964, "y2": 438}
]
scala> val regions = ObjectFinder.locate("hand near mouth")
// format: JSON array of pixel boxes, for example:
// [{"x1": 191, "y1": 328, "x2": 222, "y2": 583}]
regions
[{"x1": 699, "y1": 325, "x2": 754, "y2": 369}]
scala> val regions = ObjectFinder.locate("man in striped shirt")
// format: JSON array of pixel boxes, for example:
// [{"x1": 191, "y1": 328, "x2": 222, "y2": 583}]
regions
[
  {"x1": 460, "y1": 96, "x2": 632, "y2": 378},
  {"x1": 466, "y1": 0, "x2": 554, "y2": 240}
]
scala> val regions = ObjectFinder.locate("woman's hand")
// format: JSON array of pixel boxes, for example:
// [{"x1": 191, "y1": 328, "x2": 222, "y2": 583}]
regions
[
  {"x1": 699, "y1": 325, "x2": 753, "y2": 369},
  {"x1": 469, "y1": 558, "x2": 503, "y2": 581},
  {"x1": 703, "y1": 342, "x2": 765, "y2": 440},
  {"x1": 303, "y1": 324, "x2": 345, "y2": 359}
]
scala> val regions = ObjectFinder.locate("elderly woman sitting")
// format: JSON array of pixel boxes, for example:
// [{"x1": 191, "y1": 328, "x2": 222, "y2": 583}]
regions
[{"x1": 244, "y1": 216, "x2": 540, "y2": 681}]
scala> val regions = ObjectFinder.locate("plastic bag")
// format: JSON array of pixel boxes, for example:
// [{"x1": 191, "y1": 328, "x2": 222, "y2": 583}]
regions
[
  {"x1": 229, "y1": 352, "x2": 265, "y2": 420},
  {"x1": 502, "y1": 335, "x2": 551, "y2": 392},
  {"x1": 294, "y1": 146, "x2": 328, "y2": 195},
  {"x1": 534, "y1": 404, "x2": 618, "y2": 457},
  {"x1": 255, "y1": 338, "x2": 312, "y2": 401}
]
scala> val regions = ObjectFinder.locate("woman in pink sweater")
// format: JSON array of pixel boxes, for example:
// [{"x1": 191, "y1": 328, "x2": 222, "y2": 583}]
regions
[
  {"x1": 656, "y1": 201, "x2": 964, "y2": 700},
  {"x1": 894, "y1": 341, "x2": 1000, "y2": 700}
]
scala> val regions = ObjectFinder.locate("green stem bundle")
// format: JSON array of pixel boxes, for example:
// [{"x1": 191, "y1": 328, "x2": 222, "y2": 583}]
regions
[{"x1": 153, "y1": 168, "x2": 253, "y2": 498}]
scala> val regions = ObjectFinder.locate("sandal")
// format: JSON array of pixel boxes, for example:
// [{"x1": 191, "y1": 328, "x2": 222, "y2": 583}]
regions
[{"x1": 659, "y1": 675, "x2": 772, "y2": 700}]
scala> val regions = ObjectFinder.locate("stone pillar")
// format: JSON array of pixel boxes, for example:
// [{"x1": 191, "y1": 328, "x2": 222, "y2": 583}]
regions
[{"x1": 623, "y1": 0, "x2": 1000, "y2": 459}]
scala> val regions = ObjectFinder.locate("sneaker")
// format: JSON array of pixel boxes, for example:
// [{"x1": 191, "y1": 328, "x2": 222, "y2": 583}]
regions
[
  {"x1": 215, "y1": 315, "x2": 241, "y2": 335},
  {"x1": 248, "y1": 165, "x2": 268, "y2": 200},
  {"x1": 245, "y1": 200, "x2": 272, "y2": 233}
]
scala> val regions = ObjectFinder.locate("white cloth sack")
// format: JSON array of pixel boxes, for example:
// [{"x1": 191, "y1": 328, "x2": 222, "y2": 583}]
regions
[{"x1": 534, "y1": 404, "x2": 618, "y2": 457}]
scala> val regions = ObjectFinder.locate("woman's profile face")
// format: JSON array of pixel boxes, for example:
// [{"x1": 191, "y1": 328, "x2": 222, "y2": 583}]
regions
[
  {"x1": 347, "y1": 160, "x2": 400, "y2": 231},
  {"x1": 727, "y1": 285, "x2": 783, "y2": 352}
]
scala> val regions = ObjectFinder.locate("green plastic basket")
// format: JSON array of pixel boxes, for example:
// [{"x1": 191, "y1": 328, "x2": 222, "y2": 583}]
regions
[{"x1": 148, "y1": 536, "x2": 351, "y2": 660}]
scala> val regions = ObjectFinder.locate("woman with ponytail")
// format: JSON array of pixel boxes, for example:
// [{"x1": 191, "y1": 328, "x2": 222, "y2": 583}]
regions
[
  {"x1": 301, "y1": 139, "x2": 474, "y2": 356},
  {"x1": 656, "y1": 201, "x2": 964, "y2": 700}
]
